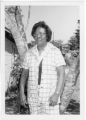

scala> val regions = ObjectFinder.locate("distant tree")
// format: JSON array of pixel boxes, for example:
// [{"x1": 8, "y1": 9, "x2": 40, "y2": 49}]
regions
[
  {"x1": 68, "y1": 20, "x2": 80, "y2": 51},
  {"x1": 68, "y1": 36, "x2": 78, "y2": 50},
  {"x1": 75, "y1": 20, "x2": 80, "y2": 49}
]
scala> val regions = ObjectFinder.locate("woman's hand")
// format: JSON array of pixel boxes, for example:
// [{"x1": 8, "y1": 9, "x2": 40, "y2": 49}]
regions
[
  {"x1": 20, "y1": 93, "x2": 28, "y2": 108},
  {"x1": 49, "y1": 92, "x2": 59, "y2": 106}
]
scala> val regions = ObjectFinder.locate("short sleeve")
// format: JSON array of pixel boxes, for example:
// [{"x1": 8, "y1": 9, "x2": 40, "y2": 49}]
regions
[
  {"x1": 21, "y1": 51, "x2": 30, "y2": 69},
  {"x1": 54, "y1": 48, "x2": 66, "y2": 67}
]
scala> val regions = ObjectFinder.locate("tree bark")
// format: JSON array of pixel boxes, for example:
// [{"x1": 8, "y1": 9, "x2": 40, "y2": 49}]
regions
[{"x1": 5, "y1": 6, "x2": 28, "y2": 62}]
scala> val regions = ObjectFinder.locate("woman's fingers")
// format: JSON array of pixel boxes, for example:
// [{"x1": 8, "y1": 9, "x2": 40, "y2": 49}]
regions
[{"x1": 49, "y1": 100, "x2": 57, "y2": 106}]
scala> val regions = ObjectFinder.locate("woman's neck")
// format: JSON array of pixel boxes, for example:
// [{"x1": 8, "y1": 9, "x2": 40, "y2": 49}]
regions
[{"x1": 37, "y1": 43, "x2": 47, "y2": 55}]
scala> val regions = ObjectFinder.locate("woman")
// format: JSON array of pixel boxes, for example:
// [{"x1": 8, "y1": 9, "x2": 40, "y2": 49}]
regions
[{"x1": 20, "y1": 21, "x2": 66, "y2": 114}]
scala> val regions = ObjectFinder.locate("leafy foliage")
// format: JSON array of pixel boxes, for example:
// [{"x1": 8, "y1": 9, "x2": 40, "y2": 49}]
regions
[
  {"x1": 6, "y1": 56, "x2": 22, "y2": 95},
  {"x1": 68, "y1": 20, "x2": 80, "y2": 51}
]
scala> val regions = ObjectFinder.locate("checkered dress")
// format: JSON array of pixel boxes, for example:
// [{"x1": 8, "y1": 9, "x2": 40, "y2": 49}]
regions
[{"x1": 22, "y1": 42, "x2": 66, "y2": 114}]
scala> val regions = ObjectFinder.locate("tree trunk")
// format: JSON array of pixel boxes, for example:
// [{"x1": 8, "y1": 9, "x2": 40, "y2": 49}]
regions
[{"x1": 5, "y1": 6, "x2": 28, "y2": 62}]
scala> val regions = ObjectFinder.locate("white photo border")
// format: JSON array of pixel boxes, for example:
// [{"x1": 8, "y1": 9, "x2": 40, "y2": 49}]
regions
[{"x1": 0, "y1": 1, "x2": 85, "y2": 120}]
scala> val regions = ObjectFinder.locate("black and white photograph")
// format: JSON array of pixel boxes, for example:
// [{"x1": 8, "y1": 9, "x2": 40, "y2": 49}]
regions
[{"x1": 0, "y1": 0, "x2": 85, "y2": 119}]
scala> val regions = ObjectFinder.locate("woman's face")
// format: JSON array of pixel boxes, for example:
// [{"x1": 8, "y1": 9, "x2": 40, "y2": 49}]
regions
[{"x1": 33, "y1": 27, "x2": 47, "y2": 46}]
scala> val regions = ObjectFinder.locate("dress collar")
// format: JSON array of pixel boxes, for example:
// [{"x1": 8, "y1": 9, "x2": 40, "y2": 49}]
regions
[{"x1": 32, "y1": 42, "x2": 51, "y2": 63}]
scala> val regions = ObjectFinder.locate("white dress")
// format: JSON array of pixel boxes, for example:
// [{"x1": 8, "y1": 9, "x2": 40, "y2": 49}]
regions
[{"x1": 22, "y1": 42, "x2": 66, "y2": 114}]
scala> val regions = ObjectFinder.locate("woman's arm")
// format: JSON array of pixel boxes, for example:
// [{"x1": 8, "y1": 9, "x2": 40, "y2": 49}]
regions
[{"x1": 19, "y1": 68, "x2": 29, "y2": 107}]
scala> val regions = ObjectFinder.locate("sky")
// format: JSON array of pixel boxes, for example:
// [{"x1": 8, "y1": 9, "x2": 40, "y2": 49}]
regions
[{"x1": 21, "y1": 6, "x2": 80, "y2": 43}]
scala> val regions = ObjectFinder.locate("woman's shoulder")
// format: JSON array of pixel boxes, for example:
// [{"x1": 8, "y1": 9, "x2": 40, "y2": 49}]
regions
[{"x1": 49, "y1": 42, "x2": 60, "y2": 52}]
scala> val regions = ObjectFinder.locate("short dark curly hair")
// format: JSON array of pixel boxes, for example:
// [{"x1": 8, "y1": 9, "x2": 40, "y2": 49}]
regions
[{"x1": 31, "y1": 21, "x2": 52, "y2": 42}]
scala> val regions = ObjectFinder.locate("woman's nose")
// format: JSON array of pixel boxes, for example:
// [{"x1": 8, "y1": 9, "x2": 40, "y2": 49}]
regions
[{"x1": 37, "y1": 34, "x2": 41, "y2": 38}]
